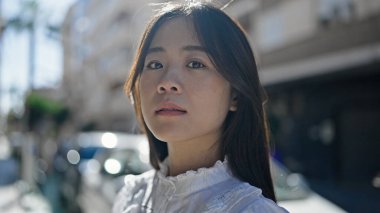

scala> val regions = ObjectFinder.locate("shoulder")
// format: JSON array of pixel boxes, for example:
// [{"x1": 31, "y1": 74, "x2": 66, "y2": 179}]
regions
[
  {"x1": 239, "y1": 195, "x2": 289, "y2": 213},
  {"x1": 112, "y1": 170, "x2": 155, "y2": 213},
  {"x1": 206, "y1": 182, "x2": 288, "y2": 213}
]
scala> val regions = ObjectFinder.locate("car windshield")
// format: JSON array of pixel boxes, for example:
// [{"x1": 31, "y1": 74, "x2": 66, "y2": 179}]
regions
[
  {"x1": 271, "y1": 159, "x2": 310, "y2": 201},
  {"x1": 101, "y1": 149, "x2": 150, "y2": 176}
]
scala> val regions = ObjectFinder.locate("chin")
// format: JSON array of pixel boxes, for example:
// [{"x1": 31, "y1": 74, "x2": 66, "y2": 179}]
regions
[
  {"x1": 151, "y1": 130, "x2": 188, "y2": 144},
  {"x1": 153, "y1": 134, "x2": 181, "y2": 143},
  {"x1": 147, "y1": 123, "x2": 185, "y2": 142}
]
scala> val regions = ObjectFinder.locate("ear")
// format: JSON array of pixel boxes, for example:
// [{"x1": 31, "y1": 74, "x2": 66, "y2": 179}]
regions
[{"x1": 229, "y1": 92, "x2": 238, "y2": 111}]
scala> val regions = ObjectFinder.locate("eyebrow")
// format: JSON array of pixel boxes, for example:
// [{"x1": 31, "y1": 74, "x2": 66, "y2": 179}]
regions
[
  {"x1": 147, "y1": 45, "x2": 207, "y2": 54},
  {"x1": 147, "y1": 47, "x2": 164, "y2": 54},
  {"x1": 183, "y1": 45, "x2": 206, "y2": 52}
]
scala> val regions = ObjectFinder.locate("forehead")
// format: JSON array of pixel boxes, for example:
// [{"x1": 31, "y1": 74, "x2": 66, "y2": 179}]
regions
[{"x1": 150, "y1": 17, "x2": 200, "y2": 47}]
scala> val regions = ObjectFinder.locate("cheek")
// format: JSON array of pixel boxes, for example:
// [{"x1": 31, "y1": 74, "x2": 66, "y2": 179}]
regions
[
  {"x1": 139, "y1": 74, "x2": 155, "y2": 99},
  {"x1": 139, "y1": 74, "x2": 154, "y2": 115},
  {"x1": 211, "y1": 78, "x2": 231, "y2": 104},
  {"x1": 139, "y1": 74, "x2": 148, "y2": 93},
  {"x1": 198, "y1": 80, "x2": 231, "y2": 116},
  {"x1": 216, "y1": 89, "x2": 232, "y2": 117}
]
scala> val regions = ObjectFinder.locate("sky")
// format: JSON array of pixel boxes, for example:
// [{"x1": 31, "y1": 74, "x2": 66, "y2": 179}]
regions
[{"x1": 0, "y1": 0, "x2": 76, "y2": 115}]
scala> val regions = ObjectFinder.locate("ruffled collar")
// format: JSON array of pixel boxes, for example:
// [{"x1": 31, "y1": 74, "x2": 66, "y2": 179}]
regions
[{"x1": 155, "y1": 157, "x2": 233, "y2": 195}]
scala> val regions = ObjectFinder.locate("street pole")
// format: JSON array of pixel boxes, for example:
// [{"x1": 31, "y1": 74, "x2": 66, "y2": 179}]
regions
[
  {"x1": 28, "y1": 5, "x2": 35, "y2": 90},
  {"x1": 24, "y1": 0, "x2": 38, "y2": 188},
  {"x1": 0, "y1": 0, "x2": 4, "y2": 132}
]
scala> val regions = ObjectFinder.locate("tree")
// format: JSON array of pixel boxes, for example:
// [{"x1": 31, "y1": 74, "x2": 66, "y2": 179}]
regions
[{"x1": 24, "y1": 92, "x2": 70, "y2": 132}]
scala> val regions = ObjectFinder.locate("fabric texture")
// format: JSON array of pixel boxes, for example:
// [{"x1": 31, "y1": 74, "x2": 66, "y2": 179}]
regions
[{"x1": 113, "y1": 158, "x2": 289, "y2": 213}]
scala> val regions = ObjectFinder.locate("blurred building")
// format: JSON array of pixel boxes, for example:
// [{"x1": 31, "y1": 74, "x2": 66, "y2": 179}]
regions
[
  {"x1": 60, "y1": 0, "x2": 379, "y2": 210},
  {"x1": 227, "y1": 0, "x2": 380, "y2": 211},
  {"x1": 61, "y1": 0, "x2": 235, "y2": 133},
  {"x1": 61, "y1": 0, "x2": 380, "y2": 183},
  {"x1": 61, "y1": 0, "x2": 156, "y2": 132}
]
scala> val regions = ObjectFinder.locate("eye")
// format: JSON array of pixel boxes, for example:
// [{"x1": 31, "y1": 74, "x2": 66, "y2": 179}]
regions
[
  {"x1": 146, "y1": 61, "x2": 163, "y2": 70},
  {"x1": 187, "y1": 61, "x2": 206, "y2": 69}
]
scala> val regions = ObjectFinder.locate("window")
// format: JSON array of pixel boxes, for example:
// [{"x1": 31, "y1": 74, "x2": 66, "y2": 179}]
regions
[{"x1": 319, "y1": 0, "x2": 354, "y2": 26}]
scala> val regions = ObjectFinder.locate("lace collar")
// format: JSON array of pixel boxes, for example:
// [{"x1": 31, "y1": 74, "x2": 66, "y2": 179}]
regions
[{"x1": 155, "y1": 157, "x2": 233, "y2": 195}]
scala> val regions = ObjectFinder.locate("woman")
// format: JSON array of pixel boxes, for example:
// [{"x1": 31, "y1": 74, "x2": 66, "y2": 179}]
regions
[{"x1": 113, "y1": 2, "x2": 288, "y2": 212}]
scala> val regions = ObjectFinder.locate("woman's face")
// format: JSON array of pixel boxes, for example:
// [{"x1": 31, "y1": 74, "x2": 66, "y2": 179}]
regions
[{"x1": 139, "y1": 17, "x2": 235, "y2": 145}]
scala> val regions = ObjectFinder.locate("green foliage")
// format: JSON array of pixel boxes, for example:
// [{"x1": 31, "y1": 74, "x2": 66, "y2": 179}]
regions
[{"x1": 25, "y1": 93, "x2": 70, "y2": 128}]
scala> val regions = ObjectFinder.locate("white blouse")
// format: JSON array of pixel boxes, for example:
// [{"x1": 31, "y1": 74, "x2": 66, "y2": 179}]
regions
[{"x1": 113, "y1": 158, "x2": 289, "y2": 213}]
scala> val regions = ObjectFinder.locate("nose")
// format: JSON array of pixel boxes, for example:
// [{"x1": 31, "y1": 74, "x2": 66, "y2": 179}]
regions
[{"x1": 157, "y1": 72, "x2": 182, "y2": 94}]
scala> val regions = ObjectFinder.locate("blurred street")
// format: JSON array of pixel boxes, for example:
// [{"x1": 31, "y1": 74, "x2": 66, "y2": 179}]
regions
[
  {"x1": 309, "y1": 180, "x2": 380, "y2": 213},
  {"x1": 1, "y1": 0, "x2": 380, "y2": 212}
]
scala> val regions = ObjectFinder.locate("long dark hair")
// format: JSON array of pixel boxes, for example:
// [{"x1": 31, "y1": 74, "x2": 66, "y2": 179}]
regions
[{"x1": 125, "y1": 3, "x2": 276, "y2": 202}]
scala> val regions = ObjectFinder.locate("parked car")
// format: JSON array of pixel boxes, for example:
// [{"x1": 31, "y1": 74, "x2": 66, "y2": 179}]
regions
[
  {"x1": 61, "y1": 132, "x2": 151, "y2": 213},
  {"x1": 273, "y1": 158, "x2": 347, "y2": 212},
  {"x1": 63, "y1": 132, "x2": 346, "y2": 213}
]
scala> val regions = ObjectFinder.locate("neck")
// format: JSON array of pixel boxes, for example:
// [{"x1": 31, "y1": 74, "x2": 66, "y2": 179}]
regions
[{"x1": 167, "y1": 138, "x2": 222, "y2": 176}]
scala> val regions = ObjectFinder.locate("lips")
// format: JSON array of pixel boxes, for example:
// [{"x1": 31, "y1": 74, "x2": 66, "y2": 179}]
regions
[
  {"x1": 155, "y1": 102, "x2": 187, "y2": 116},
  {"x1": 157, "y1": 108, "x2": 186, "y2": 112}
]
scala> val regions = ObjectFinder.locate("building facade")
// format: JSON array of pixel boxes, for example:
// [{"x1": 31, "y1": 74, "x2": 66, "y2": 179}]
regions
[
  {"x1": 227, "y1": 0, "x2": 380, "y2": 211},
  {"x1": 61, "y1": 0, "x2": 157, "y2": 132},
  {"x1": 62, "y1": 0, "x2": 380, "y2": 199},
  {"x1": 61, "y1": 0, "x2": 241, "y2": 133}
]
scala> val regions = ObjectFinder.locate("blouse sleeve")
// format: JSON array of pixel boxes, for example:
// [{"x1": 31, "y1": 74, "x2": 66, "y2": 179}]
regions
[
  {"x1": 241, "y1": 197, "x2": 290, "y2": 213},
  {"x1": 113, "y1": 184, "x2": 130, "y2": 213},
  {"x1": 112, "y1": 171, "x2": 154, "y2": 213}
]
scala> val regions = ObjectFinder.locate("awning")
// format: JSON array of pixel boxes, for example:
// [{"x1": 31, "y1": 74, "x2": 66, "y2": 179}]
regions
[{"x1": 259, "y1": 43, "x2": 380, "y2": 86}]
